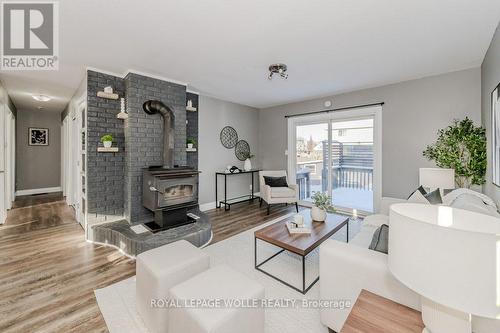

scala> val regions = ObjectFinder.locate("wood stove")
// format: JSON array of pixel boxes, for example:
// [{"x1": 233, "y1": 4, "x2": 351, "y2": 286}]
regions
[
  {"x1": 142, "y1": 166, "x2": 200, "y2": 230},
  {"x1": 141, "y1": 100, "x2": 201, "y2": 230}
]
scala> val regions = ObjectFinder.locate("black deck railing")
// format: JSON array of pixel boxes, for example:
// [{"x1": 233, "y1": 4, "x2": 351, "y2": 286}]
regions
[
  {"x1": 295, "y1": 141, "x2": 374, "y2": 200},
  {"x1": 322, "y1": 141, "x2": 373, "y2": 192}
]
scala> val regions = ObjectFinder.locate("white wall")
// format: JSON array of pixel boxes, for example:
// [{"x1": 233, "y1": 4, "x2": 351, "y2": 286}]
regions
[
  {"x1": 259, "y1": 68, "x2": 482, "y2": 199},
  {"x1": 198, "y1": 95, "x2": 260, "y2": 209},
  {"x1": 481, "y1": 22, "x2": 500, "y2": 206}
]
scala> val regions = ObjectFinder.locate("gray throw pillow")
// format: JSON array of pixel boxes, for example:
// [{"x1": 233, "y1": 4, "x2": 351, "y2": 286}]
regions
[
  {"x1": 368, "y1": 224, "x2": 389, "y2": 254},
  {"x1": 424, "y1": 189, "x2": 443, "y2": 204},
  {"x1": 407, "y1": 185, "x2": 427, "y2": 199}
]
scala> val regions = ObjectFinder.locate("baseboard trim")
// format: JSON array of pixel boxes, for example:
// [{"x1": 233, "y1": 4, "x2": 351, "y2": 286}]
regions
[
  {"x1": 199, "y1": 192, "x2": 260, "y2": 212},
  {"x1": 16, "y1": 186, "x2": 62, "y2": 197},
  {"x1": 199, "y1": 201, "x2": 216, "y2": 212}
]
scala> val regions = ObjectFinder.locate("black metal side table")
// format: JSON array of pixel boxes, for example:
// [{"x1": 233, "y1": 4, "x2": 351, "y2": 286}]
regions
[{"x1": 215, "y1": 169, "x2": 261, "y2": 211}]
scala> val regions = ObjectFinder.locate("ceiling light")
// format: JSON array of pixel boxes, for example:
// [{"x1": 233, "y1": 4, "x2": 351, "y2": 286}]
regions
[
  {"x1": 32, "y1": 94, "x2": 51, "y2": 102},
  {"x1": 268, "y1": 63, "x2": 288, "y2": 80}
]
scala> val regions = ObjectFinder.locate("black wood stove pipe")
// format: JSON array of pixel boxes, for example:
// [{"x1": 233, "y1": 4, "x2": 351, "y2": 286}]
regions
[{"x1": 143, "y1": 100, "x2": 175, "y2": 168}]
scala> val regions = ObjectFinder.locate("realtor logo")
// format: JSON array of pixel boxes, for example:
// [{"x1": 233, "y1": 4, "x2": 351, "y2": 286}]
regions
[{"x1": 1, "y1": 1, "x2": 58, "y2": 70}]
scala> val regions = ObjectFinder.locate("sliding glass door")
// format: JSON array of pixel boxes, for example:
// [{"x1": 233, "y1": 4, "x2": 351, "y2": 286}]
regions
[
  {"x1": 330, "y1": 118, "x2": 374, "y2": 212},
  {"x1": 295, "y1": 123, "x2": 329, "y2": 202},
  {"x1": 288, "y1": 106, "x2": 381, "y2": 214}
]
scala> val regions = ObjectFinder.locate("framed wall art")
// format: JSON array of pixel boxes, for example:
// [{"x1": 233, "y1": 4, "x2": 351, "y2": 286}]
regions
[{"x1": 29, "y1": 127, "x2": 49, "y2": 146}]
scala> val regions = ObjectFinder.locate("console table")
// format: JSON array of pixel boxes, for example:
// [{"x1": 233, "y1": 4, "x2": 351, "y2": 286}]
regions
[{"x1": 215, "y1": 169, "x2": 260, "y2": 211}]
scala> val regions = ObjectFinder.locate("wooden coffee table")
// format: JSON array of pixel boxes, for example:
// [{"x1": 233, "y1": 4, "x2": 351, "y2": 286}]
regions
[{"x1": 254, "y1": 209, "x2": 349, "y2": 294}]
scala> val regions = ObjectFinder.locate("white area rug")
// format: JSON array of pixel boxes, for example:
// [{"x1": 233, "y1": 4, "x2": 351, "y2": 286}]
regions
[{"x1": 95, "y1": 213, "x2": 356, "y2": 333}]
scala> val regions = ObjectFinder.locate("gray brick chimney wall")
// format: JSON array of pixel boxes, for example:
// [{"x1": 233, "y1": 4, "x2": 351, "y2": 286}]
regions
[
  {"x1": 86, "y1": 70, "x2": 191, "y2": 226},
  {"x1": 123, "y1": 73, "x2": 187, "y2": 224},
  {"x1": 86, "y1": 70, "x2": 126, "y2": 225}
]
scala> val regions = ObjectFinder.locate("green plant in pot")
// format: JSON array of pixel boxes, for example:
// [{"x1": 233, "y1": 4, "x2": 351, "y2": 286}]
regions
[
  {"x1": 100, "y1": 134, "x2": 114, "y2": 148},
  {"x1": 242, "y1": 152, "x2": 255, "y2": 171},
  {"x1": 310, "y1": 191, "x2": 335, "y2": 222},
  {"x1": 186, "y1": 138, "x2": 197, "y2": 149},
  {"x1": 423, "y1": 117, "x2": 486, "y2": 188}
]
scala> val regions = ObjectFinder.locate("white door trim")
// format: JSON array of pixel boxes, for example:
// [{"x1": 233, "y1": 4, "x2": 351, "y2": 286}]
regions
[
  {"x1": 0, "y1": 98, "x2": 5, "y2": 224},
  {"x1": 5, "y1": 107, "x2": 15, "y2": 209}
]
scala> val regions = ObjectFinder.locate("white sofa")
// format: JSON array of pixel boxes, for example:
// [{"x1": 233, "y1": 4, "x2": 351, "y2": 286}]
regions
[{"x1": 319, "y1": 196, "x2": 500, "y2": 333}]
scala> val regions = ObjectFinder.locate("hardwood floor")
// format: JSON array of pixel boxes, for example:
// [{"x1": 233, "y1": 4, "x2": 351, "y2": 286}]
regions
[
  {"x1": 12, "y1": 191, "x2": 65, "y2": 209},
  {"x1": 0, "y1": 196, "x2": 297, "y2": 332}
]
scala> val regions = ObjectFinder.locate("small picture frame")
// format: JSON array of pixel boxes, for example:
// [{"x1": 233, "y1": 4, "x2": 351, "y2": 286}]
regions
[{"x1": 29, "y1": 128, "x2": 49, "y2": 146}]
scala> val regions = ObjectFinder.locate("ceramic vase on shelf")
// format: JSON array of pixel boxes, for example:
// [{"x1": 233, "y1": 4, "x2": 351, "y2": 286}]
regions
[
  {"x1": 103, "y1": 141, "x2": 112, "y2": 148},
  {"x1": 311, "y1": 206, "x2": 327, "y2": 222},
  {"x1": 244, "y1": 158, "x2": 252, "y2": 171},
  {"x1": 187, "y1": 143, "x2": 193, "y2": 149}
]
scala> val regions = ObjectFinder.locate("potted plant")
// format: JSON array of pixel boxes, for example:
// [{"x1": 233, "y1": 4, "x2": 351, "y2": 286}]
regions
[
  {"x1": 423, "y1": 117, "x2": 486, "y2": 188},
  {"x1": 310, "y1": 191, "x2": 335, "y2": 222},
  {"x1": 100, "y1": 134, "x2": 113, "y2": 148},
  {"x1": 242, "y1": 152, "x2": 255, "y2": 171},
  {"x1": 186, "y1": 138, "x2": 196, "y2": 149}
]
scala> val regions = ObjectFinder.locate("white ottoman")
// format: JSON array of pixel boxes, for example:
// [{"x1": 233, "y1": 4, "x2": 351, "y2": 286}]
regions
[
  {"x1": 136, "y1": 240, "x2": 210, "y2": 333},
  {"x1": 168, "y1": 265, "x2": 265, "y2": 333}
]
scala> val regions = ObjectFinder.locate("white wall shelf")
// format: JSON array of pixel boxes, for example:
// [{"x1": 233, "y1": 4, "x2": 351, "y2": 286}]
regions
[
  {"x1": 97, "y1": 91, "x2": 119, "y2": 100},
  {"x1": 97, "y1": 147, "x2": 119, "y2": 153}
]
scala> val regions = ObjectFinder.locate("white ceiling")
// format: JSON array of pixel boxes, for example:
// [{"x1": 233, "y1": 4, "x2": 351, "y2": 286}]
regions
[{"x1": 1, "y1": 0, "x2": 500, "y2": 113}]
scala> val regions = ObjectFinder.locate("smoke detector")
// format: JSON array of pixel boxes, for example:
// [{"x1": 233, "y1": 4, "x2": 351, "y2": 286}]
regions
[{"x1": 268, "y1": 63, "x2": 288, "y2": 80}]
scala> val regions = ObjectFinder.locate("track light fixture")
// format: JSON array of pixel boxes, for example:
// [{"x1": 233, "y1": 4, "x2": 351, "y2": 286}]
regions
[{"x1": 268, "y1": 63, "x2": 288, "y2": 80}]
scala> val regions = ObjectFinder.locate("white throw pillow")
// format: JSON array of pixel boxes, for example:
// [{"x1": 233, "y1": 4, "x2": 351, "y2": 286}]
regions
[{"x1": 407, "y1": 190, "x2": 430, "y2": 204}]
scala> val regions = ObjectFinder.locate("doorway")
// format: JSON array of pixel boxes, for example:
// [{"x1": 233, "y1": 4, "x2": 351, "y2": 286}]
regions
[
  {"x1": 63, "y1": 99, "x2": 87, "y2": 229},
  {"x1": 287, "y1": 105, "x2": 382, "y2": 214}
]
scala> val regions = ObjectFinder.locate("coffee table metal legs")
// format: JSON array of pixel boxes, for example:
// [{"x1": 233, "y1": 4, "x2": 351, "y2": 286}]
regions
[
  {"x1": 255, "y1": 237, "x2": 318, "y2": 294},
  {"x1": 254, "y1": 220, "x2": 349, "y2": 294}
]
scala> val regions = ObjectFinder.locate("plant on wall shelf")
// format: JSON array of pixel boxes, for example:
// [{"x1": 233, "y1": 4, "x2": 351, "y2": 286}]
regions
[
  {"x1": 423, "y1": 117, "x2": 486, "y2": 188},
  {"x1": 100, "y1": 134, "x2": 114, "y2": 148},
  {"x1": 186, "y1": 138, "x2": 197, "y2": 148}
]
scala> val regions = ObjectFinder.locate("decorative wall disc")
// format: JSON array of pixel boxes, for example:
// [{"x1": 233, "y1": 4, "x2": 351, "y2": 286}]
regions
[
  {"x1": 235, "y1": 140, "x2": 250, "y2": 161},
  {"x1": 220, "y1": 126, "x2": 238, "y2": 149}
]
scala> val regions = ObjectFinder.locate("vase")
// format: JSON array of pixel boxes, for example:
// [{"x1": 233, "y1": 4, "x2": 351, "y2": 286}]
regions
[
  {"x1": 187, "y1": 143, "x2": 193, "y2": 149},
  {"x1": 103, "y1": 141, "x2": 112, "y2": 148},
  {"x1": 311, "y1": 206, "x2": 327, "y2": 222},
  {"x1": 244, "y1": 158, "x2": 252, "y2": 171}
]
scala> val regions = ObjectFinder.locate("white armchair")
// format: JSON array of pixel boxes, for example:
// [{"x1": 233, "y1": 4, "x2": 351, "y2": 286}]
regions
[{"x1": 259, "y1": 170, "x2": 298, "y2": 215}]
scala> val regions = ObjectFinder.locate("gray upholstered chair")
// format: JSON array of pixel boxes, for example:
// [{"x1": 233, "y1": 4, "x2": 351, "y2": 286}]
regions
[{"x1": 259, "y1": 170, "x2": 299, "y2": 215}]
